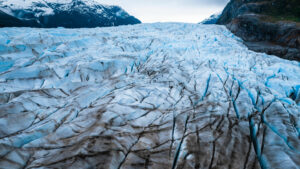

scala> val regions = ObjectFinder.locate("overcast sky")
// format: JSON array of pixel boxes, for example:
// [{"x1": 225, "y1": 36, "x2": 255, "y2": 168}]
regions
[{"x1": 97, "y1": 0, "x2": 229, "y2": 23}]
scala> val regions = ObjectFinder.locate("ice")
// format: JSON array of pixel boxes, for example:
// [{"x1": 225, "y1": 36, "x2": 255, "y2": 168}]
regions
[
  {"x1": 0, "y1": 59, "x2": 13, "y2": 73},
  {"x1": 0, "y1": 23, "x2": 299, "y2": 169},
  {"x1": 0, "y1": 111, "x2": 35, "y2": 138}
]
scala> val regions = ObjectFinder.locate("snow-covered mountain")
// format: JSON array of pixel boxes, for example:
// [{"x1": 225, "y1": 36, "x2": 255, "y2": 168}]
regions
[
  {"x1": 0, "y1": 23, "x2": 299, "y2": 168},
  {"x1": 201, "y1": 12, "x2": 221, "y2": 24},
  {"x1": 0, "y1": 0, "x2": 141, "y2": 28}
]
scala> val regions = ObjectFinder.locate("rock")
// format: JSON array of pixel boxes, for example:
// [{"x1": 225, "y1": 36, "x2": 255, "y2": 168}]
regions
[
  {"x1": 0, "y1": 10, "x2": 24, "y2": 27},
  {"x1": 218, "y1": 0, "x2": 300, "y2": 61},
  {"x1": 0, "y1": 10, "x2": 42, "y2": 27}
]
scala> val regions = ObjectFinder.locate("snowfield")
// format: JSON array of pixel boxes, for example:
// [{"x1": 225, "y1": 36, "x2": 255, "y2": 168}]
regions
[
  {"x1": 0, "y1": 23, "x2": 299, "y2": 169},
  {"x1": 0, "y1": 0, "x2": 118, "y2": 16}
]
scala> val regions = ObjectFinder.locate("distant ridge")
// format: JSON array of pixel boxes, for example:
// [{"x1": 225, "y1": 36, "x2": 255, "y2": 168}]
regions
[
  {"x1": 0, "y1": 0, "x2": 141, "y2": 28},
  {"x1": 201, "y1": 12, "x2": 221, "y2": 24}
]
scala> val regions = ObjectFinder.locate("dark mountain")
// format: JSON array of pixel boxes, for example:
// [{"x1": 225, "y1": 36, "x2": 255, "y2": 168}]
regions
[
  {"x1": 217, "y1": 0, "x2": 300, "y2": 61},
  {"x1": 0, "y1": 0, "x2": 141, "y2": 28},
  {"x1": 0, "y1": 10, "x2": 25, "y2": 27}
]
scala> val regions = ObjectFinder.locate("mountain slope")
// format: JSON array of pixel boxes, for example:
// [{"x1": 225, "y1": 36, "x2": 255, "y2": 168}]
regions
[
  {"x1": 0, "y1": 10, "x2": 24, "y2": 27},
  {"x1": 0, "y1": 0, "x2": 141, "y2": 28},
  {"x1": 0, "y1": 23, "x2": 299, "y2": 169},
  {"x1": 217, "y1": 0, "x2": 300, "y2": 61},
  {"x1": 201, "y1": 12, "x2": 221, "y2": 24}
]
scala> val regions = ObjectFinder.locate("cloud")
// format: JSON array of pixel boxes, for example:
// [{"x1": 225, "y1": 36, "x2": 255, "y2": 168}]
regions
[
  {"x1": 97, "y1": 0, "x2": 229, "y2": 23},
  {"x1": 175, "y1": 0, "x2": 229, "y2": 6},
  {"x1": 99, "y1": 0, "x2": 229, "y2": 7}
]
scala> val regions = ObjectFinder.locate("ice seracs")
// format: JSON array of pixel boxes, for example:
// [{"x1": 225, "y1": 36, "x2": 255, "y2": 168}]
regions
[{"x1": 0, "y1": 23, "x2": 299, "y2": 168}]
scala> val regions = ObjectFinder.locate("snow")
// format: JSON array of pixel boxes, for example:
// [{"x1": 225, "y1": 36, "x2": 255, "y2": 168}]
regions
[
  {"x1": 116, "y1": 8, "x2": 129, "y2": 18},
  {"x1": 0, "y1": 0, "x2": 117, "y2": 17},
  {"x1": 0, "y1": 23, "x2": 299, "y2": 168},
  {"x1": 200, "y1": 12, "x2": 222, "y2": 24},
  {"x1": 1, "y1": 0, "x2": 81, "y2": 9}
]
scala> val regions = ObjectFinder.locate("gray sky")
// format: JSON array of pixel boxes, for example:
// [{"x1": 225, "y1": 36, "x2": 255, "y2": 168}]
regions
[{"x1": 97, "y1": 0, "x2": 228, "y2": 23}]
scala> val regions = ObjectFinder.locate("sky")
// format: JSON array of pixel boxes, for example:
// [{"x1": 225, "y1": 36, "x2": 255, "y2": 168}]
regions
[{"x1": 97, "y1": 0, "x2": 229, "y2": 23}]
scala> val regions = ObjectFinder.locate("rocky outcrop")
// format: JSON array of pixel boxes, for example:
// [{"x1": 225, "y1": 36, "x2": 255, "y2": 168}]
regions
[
  {"x1": 0, "y1": 0, "x2": 141, "y2": 28},
  {"x1": 218, "y1": 0, "x2": 300, "y2": 61}
]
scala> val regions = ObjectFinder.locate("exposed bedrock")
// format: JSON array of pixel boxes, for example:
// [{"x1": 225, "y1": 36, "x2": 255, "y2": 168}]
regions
[{"x1": 218, "y1": 0, "x2": 300, "y2": 61}]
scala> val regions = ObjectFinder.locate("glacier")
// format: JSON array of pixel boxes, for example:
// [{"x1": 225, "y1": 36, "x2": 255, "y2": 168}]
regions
[{"x1": 0, "y1": 23, "x2": 299, "y2": 169}]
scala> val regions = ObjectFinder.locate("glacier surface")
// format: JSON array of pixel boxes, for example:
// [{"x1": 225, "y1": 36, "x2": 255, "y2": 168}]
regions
[{"x1": 0, "y1": 23, "x2": 299, "y2": 169}]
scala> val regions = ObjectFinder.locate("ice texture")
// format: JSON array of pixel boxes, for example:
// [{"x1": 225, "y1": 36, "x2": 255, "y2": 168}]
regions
[{"x1": 0, "y1": 23, "x2": 299, "y2": 169}]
